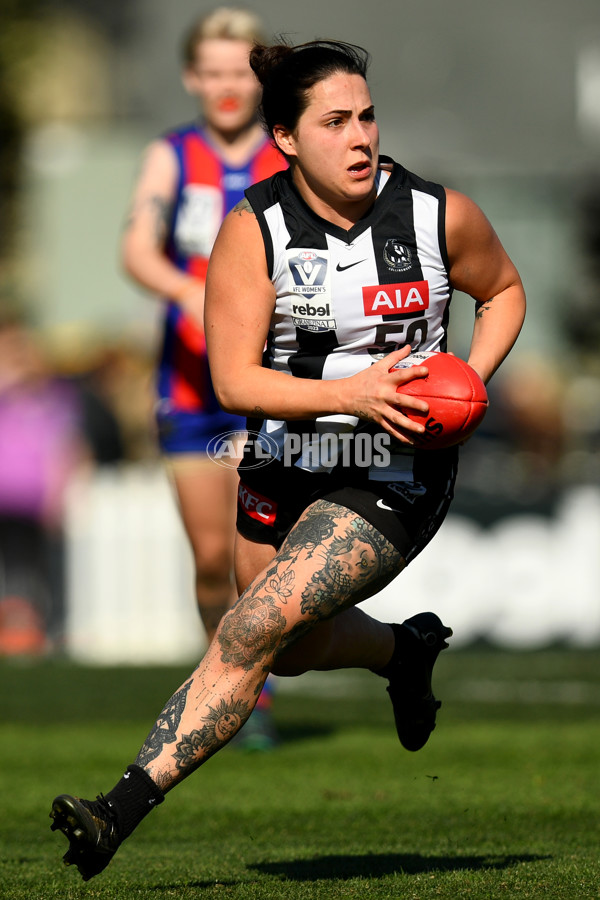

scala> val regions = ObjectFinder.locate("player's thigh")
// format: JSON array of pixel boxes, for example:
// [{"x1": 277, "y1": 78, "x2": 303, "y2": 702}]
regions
[
  {"x1": 279, "y1": 498, "x2": 401, "y2": 614},
  {"x1": 236, "y1": 499, "x2": 401, "y2": 645}
]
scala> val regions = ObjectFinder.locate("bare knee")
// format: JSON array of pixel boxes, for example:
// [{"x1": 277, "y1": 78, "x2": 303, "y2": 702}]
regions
[
  {"x1": 216, "y1": 592, "x2": 288, "y2": 671},
  {"x1": 190, "y1": 533, "x2": 233, "y2": 589}
]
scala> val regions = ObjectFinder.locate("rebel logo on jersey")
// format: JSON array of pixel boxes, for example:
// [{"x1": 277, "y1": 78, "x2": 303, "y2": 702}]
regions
[{"x1": 362, "y1": 281, "x2": 430, "y2": 316}]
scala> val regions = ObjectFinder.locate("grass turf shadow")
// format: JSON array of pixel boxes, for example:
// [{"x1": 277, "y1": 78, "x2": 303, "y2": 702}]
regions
[{"x1": 249, "y1": 852, "x2": 552, "y2": 881}]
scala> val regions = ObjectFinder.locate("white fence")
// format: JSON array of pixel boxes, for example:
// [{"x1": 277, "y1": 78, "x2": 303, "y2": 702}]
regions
[
  {"x1": 65, "y1": 466, "x2": 202, "y2": 664},
  {"x1": 64, "y1": 465, "x2": 600, "y2": 664}
]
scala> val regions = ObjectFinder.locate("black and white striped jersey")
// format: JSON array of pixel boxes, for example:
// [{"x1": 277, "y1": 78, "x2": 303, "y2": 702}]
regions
[{"x1": 244, "y1": 157, "x2": 453, "y2": 472}]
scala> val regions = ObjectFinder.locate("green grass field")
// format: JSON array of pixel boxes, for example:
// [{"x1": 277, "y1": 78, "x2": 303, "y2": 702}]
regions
[{"x1": 1, "y1": 648, "x2": 599, "y2": 899}]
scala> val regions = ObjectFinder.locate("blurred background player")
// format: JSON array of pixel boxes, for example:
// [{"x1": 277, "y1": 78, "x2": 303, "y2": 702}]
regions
[{"x1": 120, "y1": 7, "x2": 286, "y2": 748}]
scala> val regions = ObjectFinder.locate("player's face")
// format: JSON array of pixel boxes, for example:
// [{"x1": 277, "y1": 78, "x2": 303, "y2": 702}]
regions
[
  {"x1": 183, "y1": 38, "x2": 261, "y2": 136},
  {"x1": 274, "y1": 72, "x2": 379, "y2": 225}
]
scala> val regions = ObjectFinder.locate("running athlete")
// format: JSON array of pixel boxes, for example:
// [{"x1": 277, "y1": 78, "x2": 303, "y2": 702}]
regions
[
  {"x1": 51, "y1": 39, "x2": 526, "y2": 881},
  {"x1": 120, "y1": 8, "x2": 286, "y2": 746}
]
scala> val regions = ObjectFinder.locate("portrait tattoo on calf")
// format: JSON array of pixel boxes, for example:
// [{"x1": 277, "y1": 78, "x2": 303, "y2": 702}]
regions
[{"x1": 173, "y1": 697, "x2": 251, "y2": 773}]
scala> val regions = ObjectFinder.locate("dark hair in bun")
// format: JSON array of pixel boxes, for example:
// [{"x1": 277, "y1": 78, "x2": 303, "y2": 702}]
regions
[{"x1": 249, "y1": 39, "x2": 370, "y2": 140}]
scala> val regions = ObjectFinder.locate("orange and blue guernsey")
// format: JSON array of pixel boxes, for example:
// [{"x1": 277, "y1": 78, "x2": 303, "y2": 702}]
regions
[{"x1": 156, "y1": 122, "x2": 286, "y2": 453}]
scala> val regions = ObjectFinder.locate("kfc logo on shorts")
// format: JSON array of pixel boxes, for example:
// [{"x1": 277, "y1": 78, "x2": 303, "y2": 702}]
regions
[
  {"x1": 363, "y1": 281, "x2": 429, "y2": 317},
  {"x1": 238, "y1": 481, "x2": 277, "y2": 525}
]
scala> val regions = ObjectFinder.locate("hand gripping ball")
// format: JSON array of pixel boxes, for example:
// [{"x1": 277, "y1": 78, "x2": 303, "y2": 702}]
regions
[{"x1": 391, "y1": 351, "x2": 488, "y2": 450}]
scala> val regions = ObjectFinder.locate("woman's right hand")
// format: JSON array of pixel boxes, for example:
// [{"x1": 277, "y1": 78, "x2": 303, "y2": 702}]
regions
[{"x1": 342, "y1": 345, "x2": 431, "y2": 444}]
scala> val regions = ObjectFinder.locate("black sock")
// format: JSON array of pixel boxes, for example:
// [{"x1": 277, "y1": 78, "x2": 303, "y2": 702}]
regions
[
  {"x1": 373, "y1": 623, "x2": 408, "y2": 679},
  {"x1": 104, "y1": 764, "x2": 165, "y2": 841}
]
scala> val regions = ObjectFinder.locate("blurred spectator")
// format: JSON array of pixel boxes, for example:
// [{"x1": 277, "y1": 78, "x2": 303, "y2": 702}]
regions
[
  {"x1": 499, "y1": 355, "x2": 566, "y2": 473},
  {"x1": 452, "y1": 354, "x2": 569, "y2": 521},
  {"x1": 46, "y1": 324, "x2": 158, "y2": 464},
  {"x1": 0, "y1": 313, "x2": 91, "y2": 655}
]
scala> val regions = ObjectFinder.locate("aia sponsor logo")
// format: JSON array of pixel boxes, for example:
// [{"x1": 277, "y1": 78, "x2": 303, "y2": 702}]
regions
[
  {"x1": 363, "y1": 281, "x2": 429, "y2": 317},
  {"x1": 238, "y1": 481, "x2": 277, "y2": 525}
]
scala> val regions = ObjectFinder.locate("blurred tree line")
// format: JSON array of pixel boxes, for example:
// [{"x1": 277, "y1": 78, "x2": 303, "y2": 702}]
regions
[
  {"x1": 0, "y1": 0, "x2": 124, "y2": 314},
  {"x1": 0, "y1": 0, "x2": 40, "y2": 284}
]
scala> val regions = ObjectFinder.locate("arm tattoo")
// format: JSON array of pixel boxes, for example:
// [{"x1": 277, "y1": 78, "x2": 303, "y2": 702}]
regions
[
  {"x1": 353, "y1": 408, "x2": 376, "y2": 422},
  {"x1": 135, "y1": 680, "x2": 192, "y2": 767},
  {"x1": 150, "y1": 195, "x2": 173, "y2": 244},
  {"x1": 475, "y1": 296, "x2": 495, "y2": 319},
  {"x1": 233, "y1": 197, "x2": 255, "y2": 216}
]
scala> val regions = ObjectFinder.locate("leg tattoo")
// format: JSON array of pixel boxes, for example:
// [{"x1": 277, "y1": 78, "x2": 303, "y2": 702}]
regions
[
  {"x1": 172, "y1": 696, "x2": 251, "y2": 771},
  {"x1": 135, "y1": 500, "x2": 401, "y2": 790},
  {"x1": 135, "y1": 680, "x2": 192, "y2": 769},
  {"x1": 217, "y1": 595, "x2": 287, "y2": 670}
]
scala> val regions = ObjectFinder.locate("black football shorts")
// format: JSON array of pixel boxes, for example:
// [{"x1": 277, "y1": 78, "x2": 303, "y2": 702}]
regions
[{"x1": 236, "y1": 443, "x2": 458, "y2": 564}]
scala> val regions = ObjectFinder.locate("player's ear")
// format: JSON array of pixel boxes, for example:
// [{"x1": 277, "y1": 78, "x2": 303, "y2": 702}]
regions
[{"x1": 272, "y1": 125, "x2": 296, "y2": 158}]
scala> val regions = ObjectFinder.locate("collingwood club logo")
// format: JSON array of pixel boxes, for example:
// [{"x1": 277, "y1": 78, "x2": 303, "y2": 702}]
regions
[{"x1": 383, "y1": 239, "x2": 412, "y2": 272}]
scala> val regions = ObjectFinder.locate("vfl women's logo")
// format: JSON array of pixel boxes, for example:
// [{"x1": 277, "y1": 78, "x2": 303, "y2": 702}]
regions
[
  {"x1": 383, "y1": 239, "x2": 412, "y2": 272},
  {"x1": 288, "y1": 250, "x2": 328, "y2": 298},
  {"x1": 287, "y1": 249, "x2": 336, "y2": 332}
]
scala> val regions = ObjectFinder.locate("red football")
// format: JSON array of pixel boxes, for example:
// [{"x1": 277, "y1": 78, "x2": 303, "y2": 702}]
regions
[{"x1": 391, "y1": 351, "x2": 488, "y2": 450}]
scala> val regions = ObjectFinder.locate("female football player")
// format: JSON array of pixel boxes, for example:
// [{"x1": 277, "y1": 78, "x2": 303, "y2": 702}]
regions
[{"x1": 51, "y1": 38, "x2": 525, "y2": 881}]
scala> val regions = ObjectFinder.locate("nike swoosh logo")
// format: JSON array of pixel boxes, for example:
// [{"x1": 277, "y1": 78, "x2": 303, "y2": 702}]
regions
[
  {"x1": 376, "y1": 498, "x2": 402, "y2": 512},
  {"x1": 336, "y1": 259, "x2": 366, "y2": 272}
]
